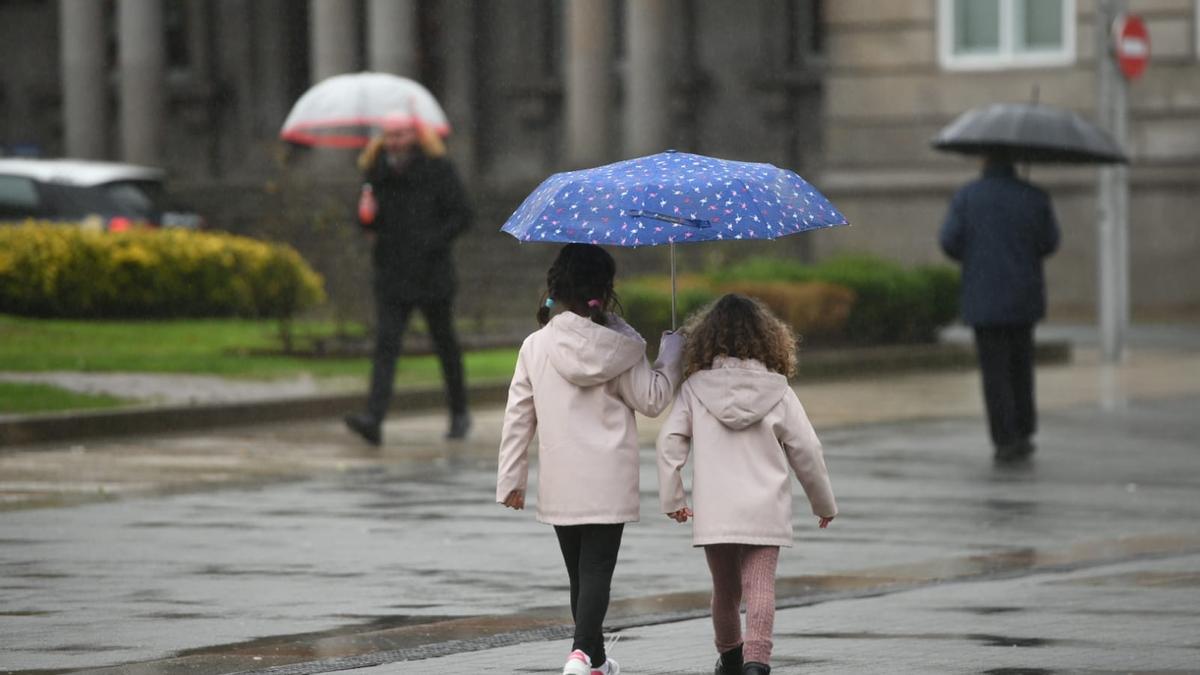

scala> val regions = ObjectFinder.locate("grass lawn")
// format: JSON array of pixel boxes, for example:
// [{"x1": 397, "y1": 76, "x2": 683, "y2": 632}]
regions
[
  {"x1": 0, "y1": 381, "x2": 127, "y2": 414},
  {"x1": 0, "y1": 315, "x2": 519, "y2": 386}
]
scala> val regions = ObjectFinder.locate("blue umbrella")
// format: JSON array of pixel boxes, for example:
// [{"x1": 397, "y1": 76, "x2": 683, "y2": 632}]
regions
[{"x1": 500, "y1": 150, "x2": 849, "y2": 327}]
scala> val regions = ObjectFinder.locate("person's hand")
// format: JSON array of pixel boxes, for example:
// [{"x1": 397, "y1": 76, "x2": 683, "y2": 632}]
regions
[
  {"x1": 661, "y1": 330, "x2": 685, "y2": 345},
  {"x1": 818, "y1": 516, "x2": 834, "y2": 529},
  {"x1": 667, "y1": 507, "x2": 693, "y2": 523},
  {"x1": 503, "y1": 490, "x2": 525, "y2": 510},
  {"x1": 658, "y1": 331, "x2": 685, "y2": 361}
]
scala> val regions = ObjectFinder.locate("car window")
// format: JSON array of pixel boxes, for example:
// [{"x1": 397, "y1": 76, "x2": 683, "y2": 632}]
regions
[
  {"x1": 0, "y1": 175, "x2": 41, "y2": 218},
  {"x1": 37, "y1": 183, "x2": 124, "y2": 219},
  {"x1": 101, "y1": 181, "x2": 159, "y2": 218}
]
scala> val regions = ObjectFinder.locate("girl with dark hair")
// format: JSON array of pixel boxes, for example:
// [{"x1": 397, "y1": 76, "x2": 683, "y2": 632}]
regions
[
  {"x1": 657, "y1": 294, "x2": 838, "y2": 675},
  {"x1": 497, "y1": 243, "x2": 685, "y2": 675}
]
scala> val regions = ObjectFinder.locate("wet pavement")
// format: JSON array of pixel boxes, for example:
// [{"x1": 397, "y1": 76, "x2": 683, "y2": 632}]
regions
[
  {"x1": 384, "y1": 551, "x2": 1200, "y2": 674},
  {"x1": 0, "y1": 372, "x2": 359, "y2": 410},
  {"x1": 1, "y1": 336, "x2": 1199, "y2": 674}
]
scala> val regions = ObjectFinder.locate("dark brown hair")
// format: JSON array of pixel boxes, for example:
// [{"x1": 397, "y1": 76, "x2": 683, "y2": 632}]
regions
[
  {"x1": 537, "y1": 243, "x2": 619, "y2": 327},
  {"x1": 681, "y1": 294, "x2": 797, "y2": 378}
]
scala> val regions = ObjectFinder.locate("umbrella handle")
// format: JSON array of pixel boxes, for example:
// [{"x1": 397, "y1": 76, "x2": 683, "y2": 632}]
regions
[{"x1": 670, "y1": 242, "x2": 677, "y2": 331}]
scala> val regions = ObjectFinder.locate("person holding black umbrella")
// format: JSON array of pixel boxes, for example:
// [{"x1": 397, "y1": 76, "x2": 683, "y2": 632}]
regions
[
  {"x1": 939, "y1": 154, "x2": 1060, "y2": 463},
  {"x1": 344, "y1": 113, "x2": 473, "y2": 445}
]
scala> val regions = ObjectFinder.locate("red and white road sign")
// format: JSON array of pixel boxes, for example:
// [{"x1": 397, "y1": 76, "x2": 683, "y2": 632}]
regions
[{"x1": 1114, "y1": 15, "x2": 1150, "y2": 80}]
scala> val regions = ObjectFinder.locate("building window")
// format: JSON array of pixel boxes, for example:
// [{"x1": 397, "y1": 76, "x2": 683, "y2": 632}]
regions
[{"x1": 939, "y1": 0, "x2": 1076, "y2": 70}]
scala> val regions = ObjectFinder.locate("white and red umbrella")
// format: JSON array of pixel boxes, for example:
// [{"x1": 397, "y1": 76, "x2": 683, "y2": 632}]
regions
[{"x1": 280, "y1": 72, "x2": 450, "y2": 148}]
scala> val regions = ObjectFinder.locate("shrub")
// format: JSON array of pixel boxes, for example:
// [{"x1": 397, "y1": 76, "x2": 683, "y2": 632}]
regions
[
  {"x1": 912, "y1": 264, "x2": 961, "y2": 341},
  {"x1": 718, "y1": 280, "x2": 855, "y2": 343},
  {"x1": 618, "y1": 275, "x2": 717, "y2": 339},
  {"x1": 0, "y1": 223, "x2": 325, "y2": 319},
  {"x1": 715, "y1": 254, "x2": 960, "y2": 344}
]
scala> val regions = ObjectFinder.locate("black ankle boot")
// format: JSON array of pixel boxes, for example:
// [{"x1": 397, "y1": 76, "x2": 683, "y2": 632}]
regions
[
  {"x1": 743, "y1": 662, "x2": 770, "y2": 675},
  {"x1": 344, "y1": 412, "x2": 381, "y2": 446},
  {"x1": 714, "y1": 644, "x2": 743, "y2": 675},
  {"x1": 446, "y1": 411, "x2": 471, "y2": 440}
]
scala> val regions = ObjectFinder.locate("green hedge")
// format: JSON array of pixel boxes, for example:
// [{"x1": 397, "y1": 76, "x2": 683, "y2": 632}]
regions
[
  {"x1": 618, "y1": 275, "x2": 718, "y2": 339},
  {"x1": 0, "y1": 223, "x2": 325, "y2": 319},
  {"x1": 712, "y1": 255, "x2": 959, "y2": 344}
]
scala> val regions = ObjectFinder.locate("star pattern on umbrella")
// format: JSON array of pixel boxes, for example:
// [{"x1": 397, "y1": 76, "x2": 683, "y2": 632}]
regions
[{"x1": 501, "y1": 151, "x2": 848, "y2": 248}]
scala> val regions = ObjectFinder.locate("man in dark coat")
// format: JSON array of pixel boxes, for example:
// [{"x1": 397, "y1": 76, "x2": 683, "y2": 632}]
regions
[
  {"x1": 345, "y1": 117, "x2": 472, "y2": 445},
  {"x1": 939, "y1": 156, "x2": 1060, "y2": 462}
]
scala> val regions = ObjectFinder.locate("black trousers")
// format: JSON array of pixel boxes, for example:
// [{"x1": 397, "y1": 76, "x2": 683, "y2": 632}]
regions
[
  {"x1": 554, "y1": 523, "x2": 624, "y2": 667},
  {"x1": 366, "y1": 293, "x2": 466, "y2": 422},
  {"x1": 973, "y1": 324, "x2": 1037, "y2": 448}
]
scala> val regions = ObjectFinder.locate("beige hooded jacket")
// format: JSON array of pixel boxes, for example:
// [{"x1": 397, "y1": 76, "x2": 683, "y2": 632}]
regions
[
  {"x1": 497, "y1": 312, "x2": 684, "y2": 525},
  {"x1": 657, "y1": 356, "x2": 837, "y2": 547}
]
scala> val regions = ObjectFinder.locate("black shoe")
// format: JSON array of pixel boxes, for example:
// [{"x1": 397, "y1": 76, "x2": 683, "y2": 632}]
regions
[
  {"x1": 993, "y1": 440, "x2": 1031, "y2": 464},
  {"x1": 446, "y1": 411, "x2": 471, "y2": 440},
  {"x1": 344, "y1": 412, "x2": 381, "y2": 446},
  {"x1": 715, "y1": 644, "x2": 743, "y2": 674},
  {"x1": 743, "y1": 663, "x2": 770, "y2": 675}
]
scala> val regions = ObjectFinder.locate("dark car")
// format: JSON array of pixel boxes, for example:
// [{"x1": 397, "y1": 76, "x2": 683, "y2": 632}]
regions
[{"x1": 0, "y1": 158, "x2": 204, "y2": 231}]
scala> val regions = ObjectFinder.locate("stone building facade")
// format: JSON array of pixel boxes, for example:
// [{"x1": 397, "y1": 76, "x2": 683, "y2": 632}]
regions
[
  {"x1": 2, "y1": 0, "x2": 1197, "y2": 323},
  {"x1": 819, "y1": 0, "x2": 1200, "y2": 319}
]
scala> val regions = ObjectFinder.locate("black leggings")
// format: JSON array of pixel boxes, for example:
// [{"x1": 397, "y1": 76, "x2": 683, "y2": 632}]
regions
[{"x1": 554, "y1": 523, "x2": 624, "y2": 666}]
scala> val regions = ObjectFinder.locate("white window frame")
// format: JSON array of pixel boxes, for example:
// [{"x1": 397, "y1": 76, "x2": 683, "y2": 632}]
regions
[{"x1": 938, "y1": 0, "x2": 1077, "y2": 71}]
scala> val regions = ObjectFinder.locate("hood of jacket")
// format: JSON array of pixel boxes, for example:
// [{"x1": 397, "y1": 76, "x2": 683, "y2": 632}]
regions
[
  {"x1": 544, "y1": 312, "x2": 646, "y2": 387},
  {"x1": 688, "y1": 356, "x2": 790, "y2": 430}
]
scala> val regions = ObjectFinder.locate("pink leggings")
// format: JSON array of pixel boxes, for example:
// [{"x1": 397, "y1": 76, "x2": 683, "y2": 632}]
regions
[{"x1": 704, "y1": 544, "x2": 780, "y2": 665}]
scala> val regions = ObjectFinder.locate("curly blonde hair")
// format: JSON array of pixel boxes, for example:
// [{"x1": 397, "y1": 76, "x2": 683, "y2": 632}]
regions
[{"x1": 681, "y1": 293, "x2": 797, "y2": 379}]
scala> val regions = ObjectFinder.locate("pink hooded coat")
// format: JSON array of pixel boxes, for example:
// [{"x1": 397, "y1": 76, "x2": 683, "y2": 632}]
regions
[
  {"x1": 657, "y1": 356, "x2": 837, "y2": 547},
  {"x1": 497, "y1": 312, "x2": 684, "y2": 525}
]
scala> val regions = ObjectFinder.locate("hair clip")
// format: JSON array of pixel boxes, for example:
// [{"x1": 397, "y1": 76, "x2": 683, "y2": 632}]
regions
[
  {"x1": 544, "y1": 298, "x2": 555, "y2": 308},
  {"x1": 587, "y1": 299, "x2": 602, "y2": 308}
]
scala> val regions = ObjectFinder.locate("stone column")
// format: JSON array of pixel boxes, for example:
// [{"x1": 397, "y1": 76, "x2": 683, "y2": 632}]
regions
[
  {"x1": 309, "y1": 0, "x2": 360, "y2": 82},
  {"x1": 564, "y1": 0, "x2": 613, "y2": 168},
  {"x1": 60, "y1": 0, "x2": 109, "y2": 159},
  {"x1": 624, "y1": 0, "x2": 672, "y2": 158},
  {"x1": 367, "y1": 0, "x2": 418, "y2": 76},
  {"x1": 254, "y1": 0, "x2": 295, "y2": 134},
  {"x1": 118, "y1": 0, "x2": 166, "y2": 165}
]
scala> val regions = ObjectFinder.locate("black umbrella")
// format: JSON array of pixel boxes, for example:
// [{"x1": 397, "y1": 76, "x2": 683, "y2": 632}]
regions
[{"x1": 932, "y1": 102, "x2": 1128, "y2": 164}]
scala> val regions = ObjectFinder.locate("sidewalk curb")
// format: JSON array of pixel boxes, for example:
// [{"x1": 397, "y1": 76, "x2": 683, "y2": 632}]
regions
[
  {"x1": 0, "y1": 383, "x2": 512, "y2": 449},
  {"x1": 0, "y1": 341, "x2": 1070, "y2": 449}
]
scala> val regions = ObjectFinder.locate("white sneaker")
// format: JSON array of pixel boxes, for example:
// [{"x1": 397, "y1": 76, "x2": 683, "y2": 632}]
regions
[
  {"x1": 562, "y1": 649, "x2": 591, "y2": 675},
  {"x1": 592, "y1": 656, "x2": 620, "y2": 675}
]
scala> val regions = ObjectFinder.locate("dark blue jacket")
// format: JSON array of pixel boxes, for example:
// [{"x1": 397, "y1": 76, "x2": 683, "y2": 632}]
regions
[{"x1": 939, "y1": 164, "x2": 1060, "y2": 327}]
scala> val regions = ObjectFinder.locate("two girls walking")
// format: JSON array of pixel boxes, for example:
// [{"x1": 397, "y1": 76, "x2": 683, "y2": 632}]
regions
[{"x1": 497, "y1": 244, "x2": 837, "y2": 675}]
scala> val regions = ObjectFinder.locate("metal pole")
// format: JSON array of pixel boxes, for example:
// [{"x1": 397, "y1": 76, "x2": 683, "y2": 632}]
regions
[
  {"x1": 1096, "y1": 0, "x2": 1129, "y2": 363},
  {"x1": 670, "y1": 241, "x2": 677, "y2": 330}
]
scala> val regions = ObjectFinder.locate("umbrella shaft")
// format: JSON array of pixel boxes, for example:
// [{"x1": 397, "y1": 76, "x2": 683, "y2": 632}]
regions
[{"x1": 670, "y1": 242, "x2": 677, "y2": 331}]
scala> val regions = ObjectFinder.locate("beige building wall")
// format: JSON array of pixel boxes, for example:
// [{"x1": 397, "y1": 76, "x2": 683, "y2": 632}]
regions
[{"x1": 818, "y1": 0, "x2": 1200, "y2": 319}]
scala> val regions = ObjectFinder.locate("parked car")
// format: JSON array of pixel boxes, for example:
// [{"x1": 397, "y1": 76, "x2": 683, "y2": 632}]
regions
[{"x1": 0, "y1": 158, "x2": 205, "y2": 231}]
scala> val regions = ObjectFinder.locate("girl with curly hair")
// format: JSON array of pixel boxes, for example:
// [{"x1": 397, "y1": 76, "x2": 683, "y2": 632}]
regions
[
  {"x1": 657, "y1": 294, "x2": 838, "y2": 675},
  {"x1": 497, "y1": 243, "x2": 685, "y2": 675}
]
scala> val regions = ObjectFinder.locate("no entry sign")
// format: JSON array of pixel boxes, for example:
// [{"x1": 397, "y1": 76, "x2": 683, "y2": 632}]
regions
[{"x1": 1114, "y1": 14, "x2": 1150, "y2": 80}]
